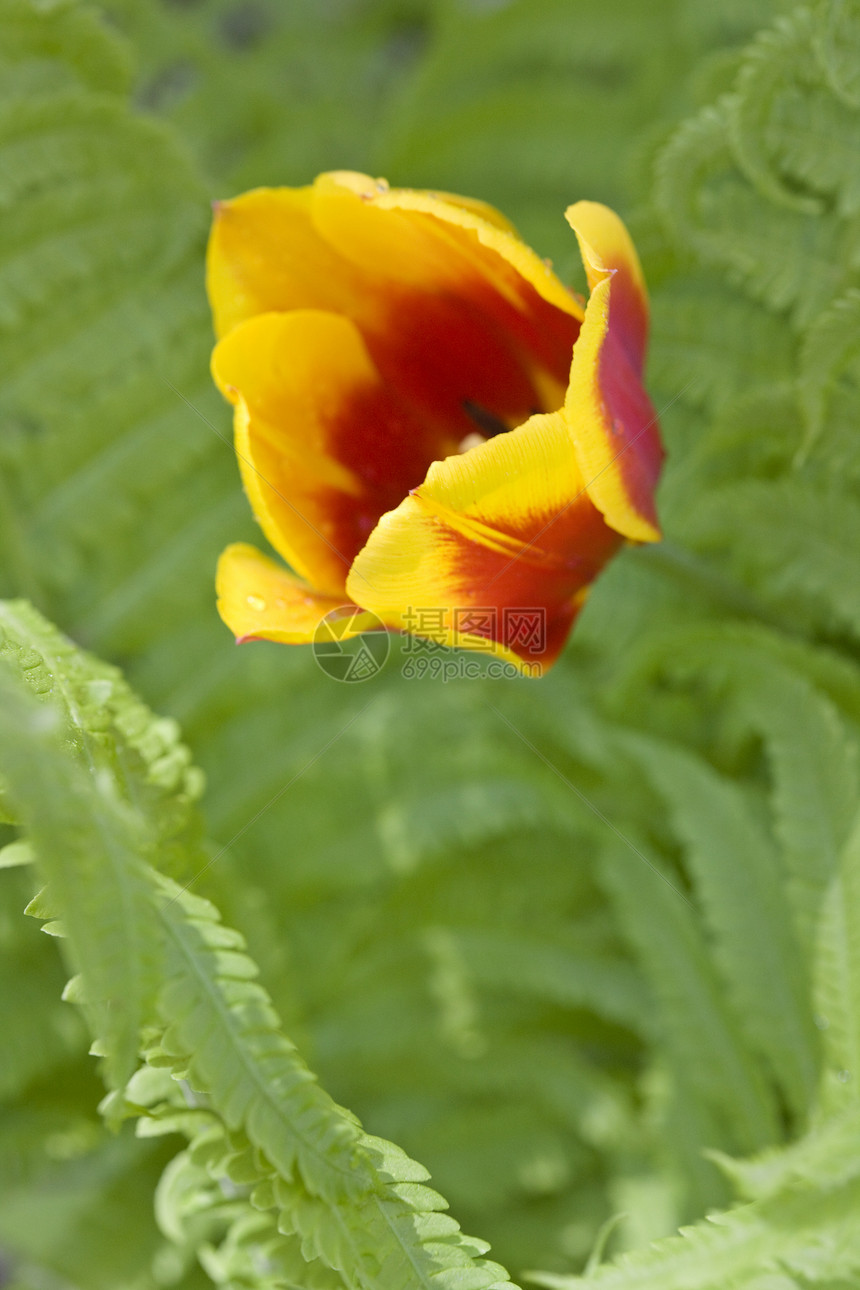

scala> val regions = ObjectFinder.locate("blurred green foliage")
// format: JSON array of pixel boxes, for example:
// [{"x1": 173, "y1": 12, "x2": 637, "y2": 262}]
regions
[{"x1": 3, "y1": 1, "x2": 860, "y2": 1288}]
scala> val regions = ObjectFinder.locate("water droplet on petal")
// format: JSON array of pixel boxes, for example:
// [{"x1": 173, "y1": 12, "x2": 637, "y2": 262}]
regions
[{"x1": 246, "y1": 595, "x2": 266, "y2": 611}]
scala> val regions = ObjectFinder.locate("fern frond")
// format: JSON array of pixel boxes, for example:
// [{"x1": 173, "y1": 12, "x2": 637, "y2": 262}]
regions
[
  {"x1": 649, "y1": 277, "x2": 794, "y2": 416},
  {"x1": 0, "y1": 0, "x2": 215, "y2": 670},
  {"x1": 444, "y1": 928, "x2": 651, "y2": 1037},
  {"x1": 656, "y1": 20, "x2": 860, "y2": 327},
  {"x1": 0, "y1": 865, "x2": 84, "y2": 1101},
  {"x1": 533, "y1": 1170, "x2": 860, "y2": 1288},
  {"x1": 0, "y1": 0, "x2": 130, "y2": 100},
  {"x1": 813, "y1": 808, "x2": 860, "y2": 1112},
  {"x1": 598, "y1": 834, "x2": 779, "y2": 1153},
  {"x1": 0, "y1": 599, "x2": 205, "y2": 877},
  {"x1": 615, "y1": 619, "x2": 860, "y2": 734},
  {"x1": 615, "y1": 622, "x2": 860, "y2": 954},
  {"x1": 0, "y1": 605, "x2": 520, "y2": 1290},
  {"x1": 682, "y1": 477, "x2": 860, "y2": 638},
  {"x1": 721, "y1": 661, "x2": 858, "y2": 955},
  {"x1": 152, "y1": 874, "x2": 517, "y2": 1290},
  {"x1": 0, "y1": 662, "x2": 162, "y2": 1089},
  {"x1": 798, "y1": 286, "x2": 860, "y2": 463},
  {"x1": 728, "y1": 9, "x2": 823, "y2": 213},
  {"x1": 537, "y1": 1094, "x2": 860, "y2": 1287},
  {"x1": 716, "y1": 1102, "x2": 860, "y2": 1199},
  {"x1": 654, "y1": 102, "x2": 736, "y2": 267},
  {"x1": 619, "y1": 734, "x2": 817, "y2": 1118},
  {"x1": 812, "y1": 0, "x2": 860, "y2": 107},
  {"x1": 728, "y1": 5, "x2": 860, "y2": 218}
]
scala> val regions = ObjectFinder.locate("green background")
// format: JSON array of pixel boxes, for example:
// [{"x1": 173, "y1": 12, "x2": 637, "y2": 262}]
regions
[{"x1": 3, "y1": 1, "x2": 860, "y2": 1287}]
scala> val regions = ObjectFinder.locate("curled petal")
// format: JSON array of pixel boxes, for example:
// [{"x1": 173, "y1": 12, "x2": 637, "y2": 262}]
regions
[
  {"x1": 347, "y1": 412, "x2": 623, "y2": 670},
  {"x1": 568, "y1": 200, "x2": 649, "y2": 369},
  {"x1": 565, "y1": 202, "x2": 663, "y2": 543},
  {"x1": 314, "y1": 171, "x2": 583, "y2": 325},
  {"x1": 314, "y1": 172, "x2": 582, "y2": 422}
]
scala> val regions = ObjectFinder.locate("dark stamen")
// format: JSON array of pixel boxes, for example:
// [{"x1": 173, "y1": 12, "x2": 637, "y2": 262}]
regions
[{"x1": 462, "y1": 400, "x2": 510, "y2": 439}]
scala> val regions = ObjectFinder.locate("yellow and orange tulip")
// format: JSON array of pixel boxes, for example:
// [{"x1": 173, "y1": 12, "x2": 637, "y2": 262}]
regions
[{"x1": 208, "y1": 171, "x2": 663, "y2": 673}]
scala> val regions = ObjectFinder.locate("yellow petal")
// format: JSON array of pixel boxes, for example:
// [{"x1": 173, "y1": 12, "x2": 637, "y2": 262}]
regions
[
  {"x1": 212, "y1": 310, "x2": 441, "y2": 596},
  {"x1": 207, "y1": 186, "x2": 368, "y2": 340},
  {"x1": 216, "y1": 543, "x2": 364, "y2": 644}
]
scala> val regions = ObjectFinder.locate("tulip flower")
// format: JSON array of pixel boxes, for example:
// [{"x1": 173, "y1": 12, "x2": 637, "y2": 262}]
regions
[{"x1": 208, "y1": 171, "x2": 663, "y2": 674}]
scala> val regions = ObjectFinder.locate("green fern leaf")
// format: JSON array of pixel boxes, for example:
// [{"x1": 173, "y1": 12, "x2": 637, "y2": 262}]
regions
[
  {"x1": 649, "y1": 277, "x2": 794, "y2": 416},
  {"x1": 682, "y1": 477, "x2": 860, "y2": 638},
  {"x1": 155, "y1": 873, "x2": 520, "y2": 1289},
  {"x1": 0, "y1": 604, "x2": 522, "y2": 1290},
  {"x1": 728, "y1": 9, "x2": 823, "y2": 213},
  {"x1": 0, "y1": 599, "x2": 206, "y2": 878},
  {"x1": 0, "y1": 0, "x2": 216, "y2": 673},
  {"x1": 0, "y1": 866, "x2": 84, "y2": 1102},
  {"x1": 723, "y1": 662, "x2": 858, "y2": 956},
  {"x1": 717, "y1": 1102, "x2": 860, "y2": 1200},
  {"x1": 729, "y1": 6, "x2": 860, "y2": 218},
  {"x1": 617, "y1": 625, "x2": 860, "y2": 956},
  {"x1": 598, "y1": 833, "x2": 779, "y2": 1153},
  {"x1": 444, "y1": 928, "x2": 651, "y2": 1036},
  {"x1": 533, "y1": 1174, "x2": 860, "y2": 1288},
  {"x1": 813, "y1": 808, "x2": 860, "y2": 1110},
  {"x1": 0, "y1": 659, "x2": 162, "y2": 1088},
  {"x1": 656, "y1": 81, "x2": 860, "y2": 326},
  {"x1": 0, "y1": 0, "x2": 130, "y2": 100},
  {"x1": 533, "y1": 1095, "x2": 860, "y2": 1287},
  {"x1": 812, "y1": 0, "x2": 860, "y2": 107},
  {"x1": 798, "y1": 287, "x2": 860, "y2": 463},
  {"x1": 620, "y1": 734, "x2": 818, "y2": 1117}
]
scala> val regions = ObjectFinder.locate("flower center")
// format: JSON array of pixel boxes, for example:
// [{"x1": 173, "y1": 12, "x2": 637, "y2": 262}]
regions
[
  {"x1": 457, "y1": 399, "x2": 541, "y2": 454},
  {"x1": 461, "y1": 400, "x2": 512, "y2": 439}
]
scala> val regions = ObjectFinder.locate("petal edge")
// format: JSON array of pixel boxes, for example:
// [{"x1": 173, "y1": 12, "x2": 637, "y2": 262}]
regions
[{"x1": 564, "y1": 203, "x2": 663, "y2": 543}]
